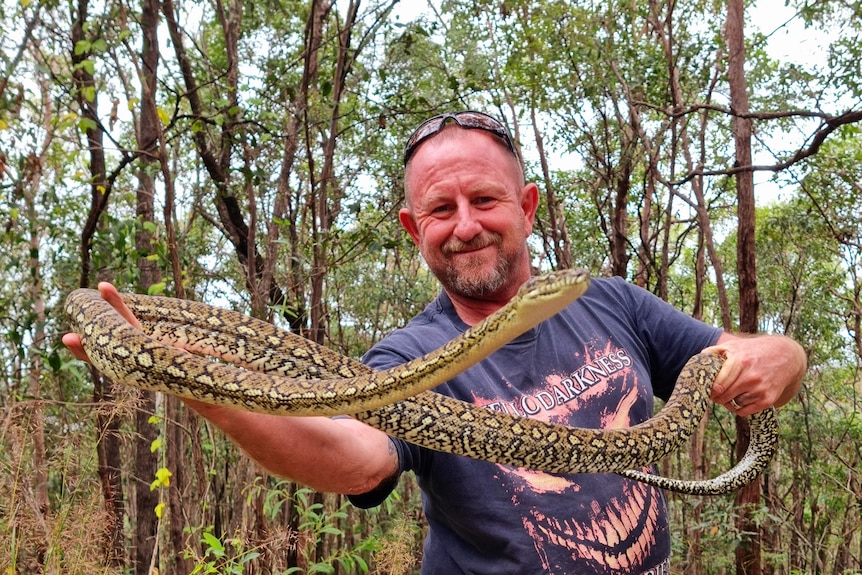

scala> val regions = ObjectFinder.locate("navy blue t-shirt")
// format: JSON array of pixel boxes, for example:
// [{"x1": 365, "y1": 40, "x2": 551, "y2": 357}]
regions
[{"x1": 356, "y1": 276, "x2": 721, "y2": 575}]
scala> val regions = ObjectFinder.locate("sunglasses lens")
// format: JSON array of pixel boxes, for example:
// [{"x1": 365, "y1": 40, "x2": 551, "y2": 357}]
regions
[
  {"x1": 403, "y1": 111, "x2": 517, "y2": 164},
  {"x1": 404, "y1": 118, "x2": 446, "y2": 158}
]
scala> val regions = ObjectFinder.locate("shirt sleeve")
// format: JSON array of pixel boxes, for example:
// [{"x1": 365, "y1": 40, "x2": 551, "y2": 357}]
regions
[{"x1": 616, "y1": 278, "x2": 723, "y2": 400}]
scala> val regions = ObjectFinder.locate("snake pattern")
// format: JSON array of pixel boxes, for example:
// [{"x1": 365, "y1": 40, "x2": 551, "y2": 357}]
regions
[{"x1": 65, "y1": 269, "x2": 779, "y2": 495}]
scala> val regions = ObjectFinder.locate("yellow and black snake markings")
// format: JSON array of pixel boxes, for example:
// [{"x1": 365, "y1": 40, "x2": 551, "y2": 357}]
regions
[{"x1": 65, "y1": 269, "x2": 778, "y2": 495}]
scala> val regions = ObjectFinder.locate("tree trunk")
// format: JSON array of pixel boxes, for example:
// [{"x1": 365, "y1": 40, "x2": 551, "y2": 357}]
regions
[
  {"x1": 304, "y1": 0, "x2": 333, "y2": 344},
  {"x1": 530, "y1": 102, "x2": 572, "y2": 270},
  {"x1": 133, "y1": 0, "x2": 162, "y2": 570},
  {"x1": 23, "y1": 129, "x2": 50, "y2": 571},
  {"x1": 726, "y1": 0, "x2": 762, "y2": 573},
  {"x1": 70, "y1": 0, "x2": 126, "y2": 564}
]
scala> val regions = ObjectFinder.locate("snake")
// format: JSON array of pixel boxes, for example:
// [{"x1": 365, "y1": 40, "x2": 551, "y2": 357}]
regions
[{"x1": 65, "y1": 268, "x2": 779, "y2": 495}]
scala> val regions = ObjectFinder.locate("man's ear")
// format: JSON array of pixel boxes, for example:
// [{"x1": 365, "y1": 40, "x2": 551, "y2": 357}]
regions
[
  {"x1": 521, "y1": 183, "x2": 540, "y2": 233},
  {"x1": 399, "y1": 208, "x2": 421, "y2": 245}
]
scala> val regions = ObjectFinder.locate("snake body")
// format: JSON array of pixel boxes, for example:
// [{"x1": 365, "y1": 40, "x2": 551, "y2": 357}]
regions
[{"x1": 65, "y1": 269, "x2": 778, "y2": 494}]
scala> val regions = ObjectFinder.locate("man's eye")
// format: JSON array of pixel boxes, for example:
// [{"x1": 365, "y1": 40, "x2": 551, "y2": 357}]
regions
[{"x1": 431, "y1": 205, "x2": 452, "y2": 214}]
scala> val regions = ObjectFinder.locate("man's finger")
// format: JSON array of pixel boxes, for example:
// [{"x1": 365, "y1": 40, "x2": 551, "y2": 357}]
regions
[
  {"x1": 61, "y1": 332, "x2": 90, "y2": 363},
  {"x1": 98, "y1": 282, "x2": 142, "y2": 329}
]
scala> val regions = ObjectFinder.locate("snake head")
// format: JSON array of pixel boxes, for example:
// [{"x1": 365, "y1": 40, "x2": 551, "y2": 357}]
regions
[
  {"x1": 518, "y1": 268, "x2": 590, "y2": 301},
  {"x1": 511, "y1": 268, "x2": 591, "y2": 325}
]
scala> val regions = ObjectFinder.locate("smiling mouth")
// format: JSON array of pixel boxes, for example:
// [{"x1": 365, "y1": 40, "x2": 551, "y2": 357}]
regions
[
  {"x1": 444, "y1": 240, "x2": 497, "y2": 257},
  {"x1": 442, "y1": 233, "x2": 502, "y2": 256},
  {"x1": 452, "y1": 244, "x2": 491, "y2": 256}
]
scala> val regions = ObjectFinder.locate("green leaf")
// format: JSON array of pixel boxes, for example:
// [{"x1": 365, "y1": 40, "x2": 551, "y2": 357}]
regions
[
  {"x1": 48, "y1": 349, "x2": 62, "y2": 373},
  {"x1": 74, "y1": 58, "x2": 95, "y2": 75},
  {"x1": 202, "y1": 532, "x2": 224, "y2": 552},
  {"x1": 78, "y1": 116, "x2": 97, "y2": 131},
  {"x1": 74, "y1": 40, "x2": 91, "y2": 55}
]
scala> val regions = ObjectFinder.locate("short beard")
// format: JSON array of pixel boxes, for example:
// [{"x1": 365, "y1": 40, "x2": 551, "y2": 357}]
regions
[{"x1": 436, "y1": 234, "x2": 514, "y2": 298}]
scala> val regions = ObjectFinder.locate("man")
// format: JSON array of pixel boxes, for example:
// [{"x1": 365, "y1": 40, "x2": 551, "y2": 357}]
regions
[{"x1": 65, "y1": 111, "x2": 805, "y2": 574}]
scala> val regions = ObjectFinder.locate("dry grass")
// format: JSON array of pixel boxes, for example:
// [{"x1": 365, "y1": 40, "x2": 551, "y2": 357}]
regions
[
  {"x1": 373, "y1": 514, "x2": 421, "y2": 575},
  {"x1": 1, "y1": 400, "x2": 118, "y2": 574}
]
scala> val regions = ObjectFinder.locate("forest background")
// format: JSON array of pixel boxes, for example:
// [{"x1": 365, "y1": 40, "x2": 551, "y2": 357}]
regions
[{"x1": 1, "y1": 0, "x2": 861, "y2": 573}]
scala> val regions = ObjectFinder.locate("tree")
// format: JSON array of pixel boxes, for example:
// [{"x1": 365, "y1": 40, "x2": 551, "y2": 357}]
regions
[{"x1": 1, "y1": 0, "x2": 862, "y2": 572}]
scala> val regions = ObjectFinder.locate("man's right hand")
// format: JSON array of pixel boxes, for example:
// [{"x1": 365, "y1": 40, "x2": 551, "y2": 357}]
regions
[{"x1": 62, "y1": 282, "x2": 141, "y2": 363}]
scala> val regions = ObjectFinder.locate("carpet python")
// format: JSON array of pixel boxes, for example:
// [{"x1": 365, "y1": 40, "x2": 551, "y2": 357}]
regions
[{"x1": 65, "y1": 269, "x2": 778, "y2": 495}]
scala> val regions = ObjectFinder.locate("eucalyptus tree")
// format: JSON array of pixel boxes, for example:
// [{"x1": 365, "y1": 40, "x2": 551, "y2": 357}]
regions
[
  {"x1": 399, "y1": 0, "x2": 861, "y2": 572},
  {"x1": 2, "y1": 0, "x2": 861, "y2": 571},
  {"x1": 0, "y1": 0, "x2": 125, "y2": 571},
  {"x1": 756, "y1": 192, "x2": 861, "y2": 572}
]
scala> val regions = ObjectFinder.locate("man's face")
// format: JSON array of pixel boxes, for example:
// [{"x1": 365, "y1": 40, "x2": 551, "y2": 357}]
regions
[{"x1": 399, "y1": 129, "x2": 538, "y2": 301}]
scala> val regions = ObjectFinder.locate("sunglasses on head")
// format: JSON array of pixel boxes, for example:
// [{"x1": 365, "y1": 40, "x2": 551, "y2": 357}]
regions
[{"x1": 403, "y1": 110, "x2": 519, "y2": 165}]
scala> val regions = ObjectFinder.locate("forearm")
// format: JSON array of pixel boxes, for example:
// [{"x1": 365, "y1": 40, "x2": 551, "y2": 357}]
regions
[
  {"x1": 184, "y1": 399, "x2": 398, "y2": 495},
  {"x1": 61, "y1": 283, "x2": 397, "y2": 495}
]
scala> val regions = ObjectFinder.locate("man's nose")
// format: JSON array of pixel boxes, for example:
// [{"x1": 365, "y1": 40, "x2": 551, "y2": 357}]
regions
[{"x1": 452, "y1": 206, "x2": 482, "y2": 241}]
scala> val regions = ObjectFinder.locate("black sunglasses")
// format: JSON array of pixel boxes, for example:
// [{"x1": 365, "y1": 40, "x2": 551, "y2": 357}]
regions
[{"x1": 403, "y1": 110, "x2": 520, "y2": 165}]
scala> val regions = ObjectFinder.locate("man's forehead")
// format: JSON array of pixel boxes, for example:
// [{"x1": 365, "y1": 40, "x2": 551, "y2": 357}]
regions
[
  {"x1": 404, "y1": 127, "x2": 524, "y2": 205},
  {"x1": 414, "y1": 123, "x2": 506, "y2": 153}
]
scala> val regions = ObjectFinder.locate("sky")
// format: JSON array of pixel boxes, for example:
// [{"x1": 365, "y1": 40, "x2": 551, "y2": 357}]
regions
[
  {"x1": 747, "y1": 1, "x2": 845, "y2": 203},
  {"x1": 377, "y1": 0, "x2": 838, "y2": 205}
]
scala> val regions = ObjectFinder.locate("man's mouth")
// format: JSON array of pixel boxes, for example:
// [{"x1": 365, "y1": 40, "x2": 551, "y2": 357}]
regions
[
  {"x1": 443, "y1": 236, "x2": 499, "y2": 256},
  {"x1": 452, "y1": 244, "x2": 491, "y2": 255}
]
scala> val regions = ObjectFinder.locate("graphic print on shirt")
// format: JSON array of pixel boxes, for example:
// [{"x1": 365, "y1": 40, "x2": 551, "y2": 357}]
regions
[{"x1": 471, "y1": 340, "x2": 669, "y2": 574}]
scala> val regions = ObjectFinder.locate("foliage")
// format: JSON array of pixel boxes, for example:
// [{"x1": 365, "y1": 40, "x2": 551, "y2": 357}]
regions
[{"x1": 0, "y1": 0, "x2": 860, "y2": 573}]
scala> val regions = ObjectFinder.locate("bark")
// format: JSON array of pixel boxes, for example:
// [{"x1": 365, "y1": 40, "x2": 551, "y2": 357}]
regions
[
  {"x1": 610, "y1": 119, "x2": 634, "y2": 279},
  {"x1": 23, "y1": 106, "x2": 50, "y2": 569},
  {"x1": 726, "y1": 0, "x2": 762, "y2": 573},
  {"x1": 133, "y1": 0, "x2": 162, "y2": 571},
  {"x1": 161, "y1": 0, "x2": 289, "y2": 315},
  {"x1": 684, "y1": 230, "x2": 709, "y2": 575},
  {"x1": 72, "y1": 0, "x2": 110, "y2": 289},
  {"x1": 152, "y1": 7, "x2": 193, "y2": 566},
  {"x1": 530, "y1": 102, "x2": 572, "y2": 270},
  {"x1": 70, "y1": 0, "x2": 126, "y2": 564},
  {"x1": 166, "y1": 396, "x2": 192, "y2": 574},
  {"x1": 304, "y1": 0, "x2": 334, "y2": 343}
]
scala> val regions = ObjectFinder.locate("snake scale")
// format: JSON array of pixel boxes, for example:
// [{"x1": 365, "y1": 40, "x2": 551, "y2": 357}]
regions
[{"x1": 65, "y1": 268, "x2": 779, "y2": 495}]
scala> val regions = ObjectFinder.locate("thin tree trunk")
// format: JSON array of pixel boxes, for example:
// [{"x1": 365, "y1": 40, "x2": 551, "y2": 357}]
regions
[
  {"x1": 610, "y1": 128, "x2": 633, "y2": 279},
  {"x1": 23, "y1": 127, "x2": 50, "y2": 571},
  {"x1": 70, "y1": 0, "x2": 126, "y2": 563},
  {"x1": 726, "y1": 0, "x2": 762, "y2": 573},
  {"x1": 684, "y1": 229, "x2": 708, "y2": 575},
  {"x1": 304, "y1": 0, "x2": 333, "y2": 344},
  {"x1": 530, "y1": 102, "x2": 572, "y2": 270},
  {"x1": 149, "y1": 3, "x2": 193, "y2": 567},
  {"x1": 133, "y1": 0, "x2": 162, "y2": 570}
]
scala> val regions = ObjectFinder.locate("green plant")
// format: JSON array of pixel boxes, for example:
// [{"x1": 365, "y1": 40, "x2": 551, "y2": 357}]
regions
[{"x1": 185, "y1": 527, "x2": 261, "y2": 575}]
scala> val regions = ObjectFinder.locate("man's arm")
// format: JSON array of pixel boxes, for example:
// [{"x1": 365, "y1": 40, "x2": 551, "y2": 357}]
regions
[
  {"x1": 184, "y1": 400, "x2": 397, "y2": 494},
  {"x1": 62, "y1": 282, "x2": 398, "y2": 495},
  {"x1": 706, "y1": 332, "x2": 807, "y2": 416}
]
